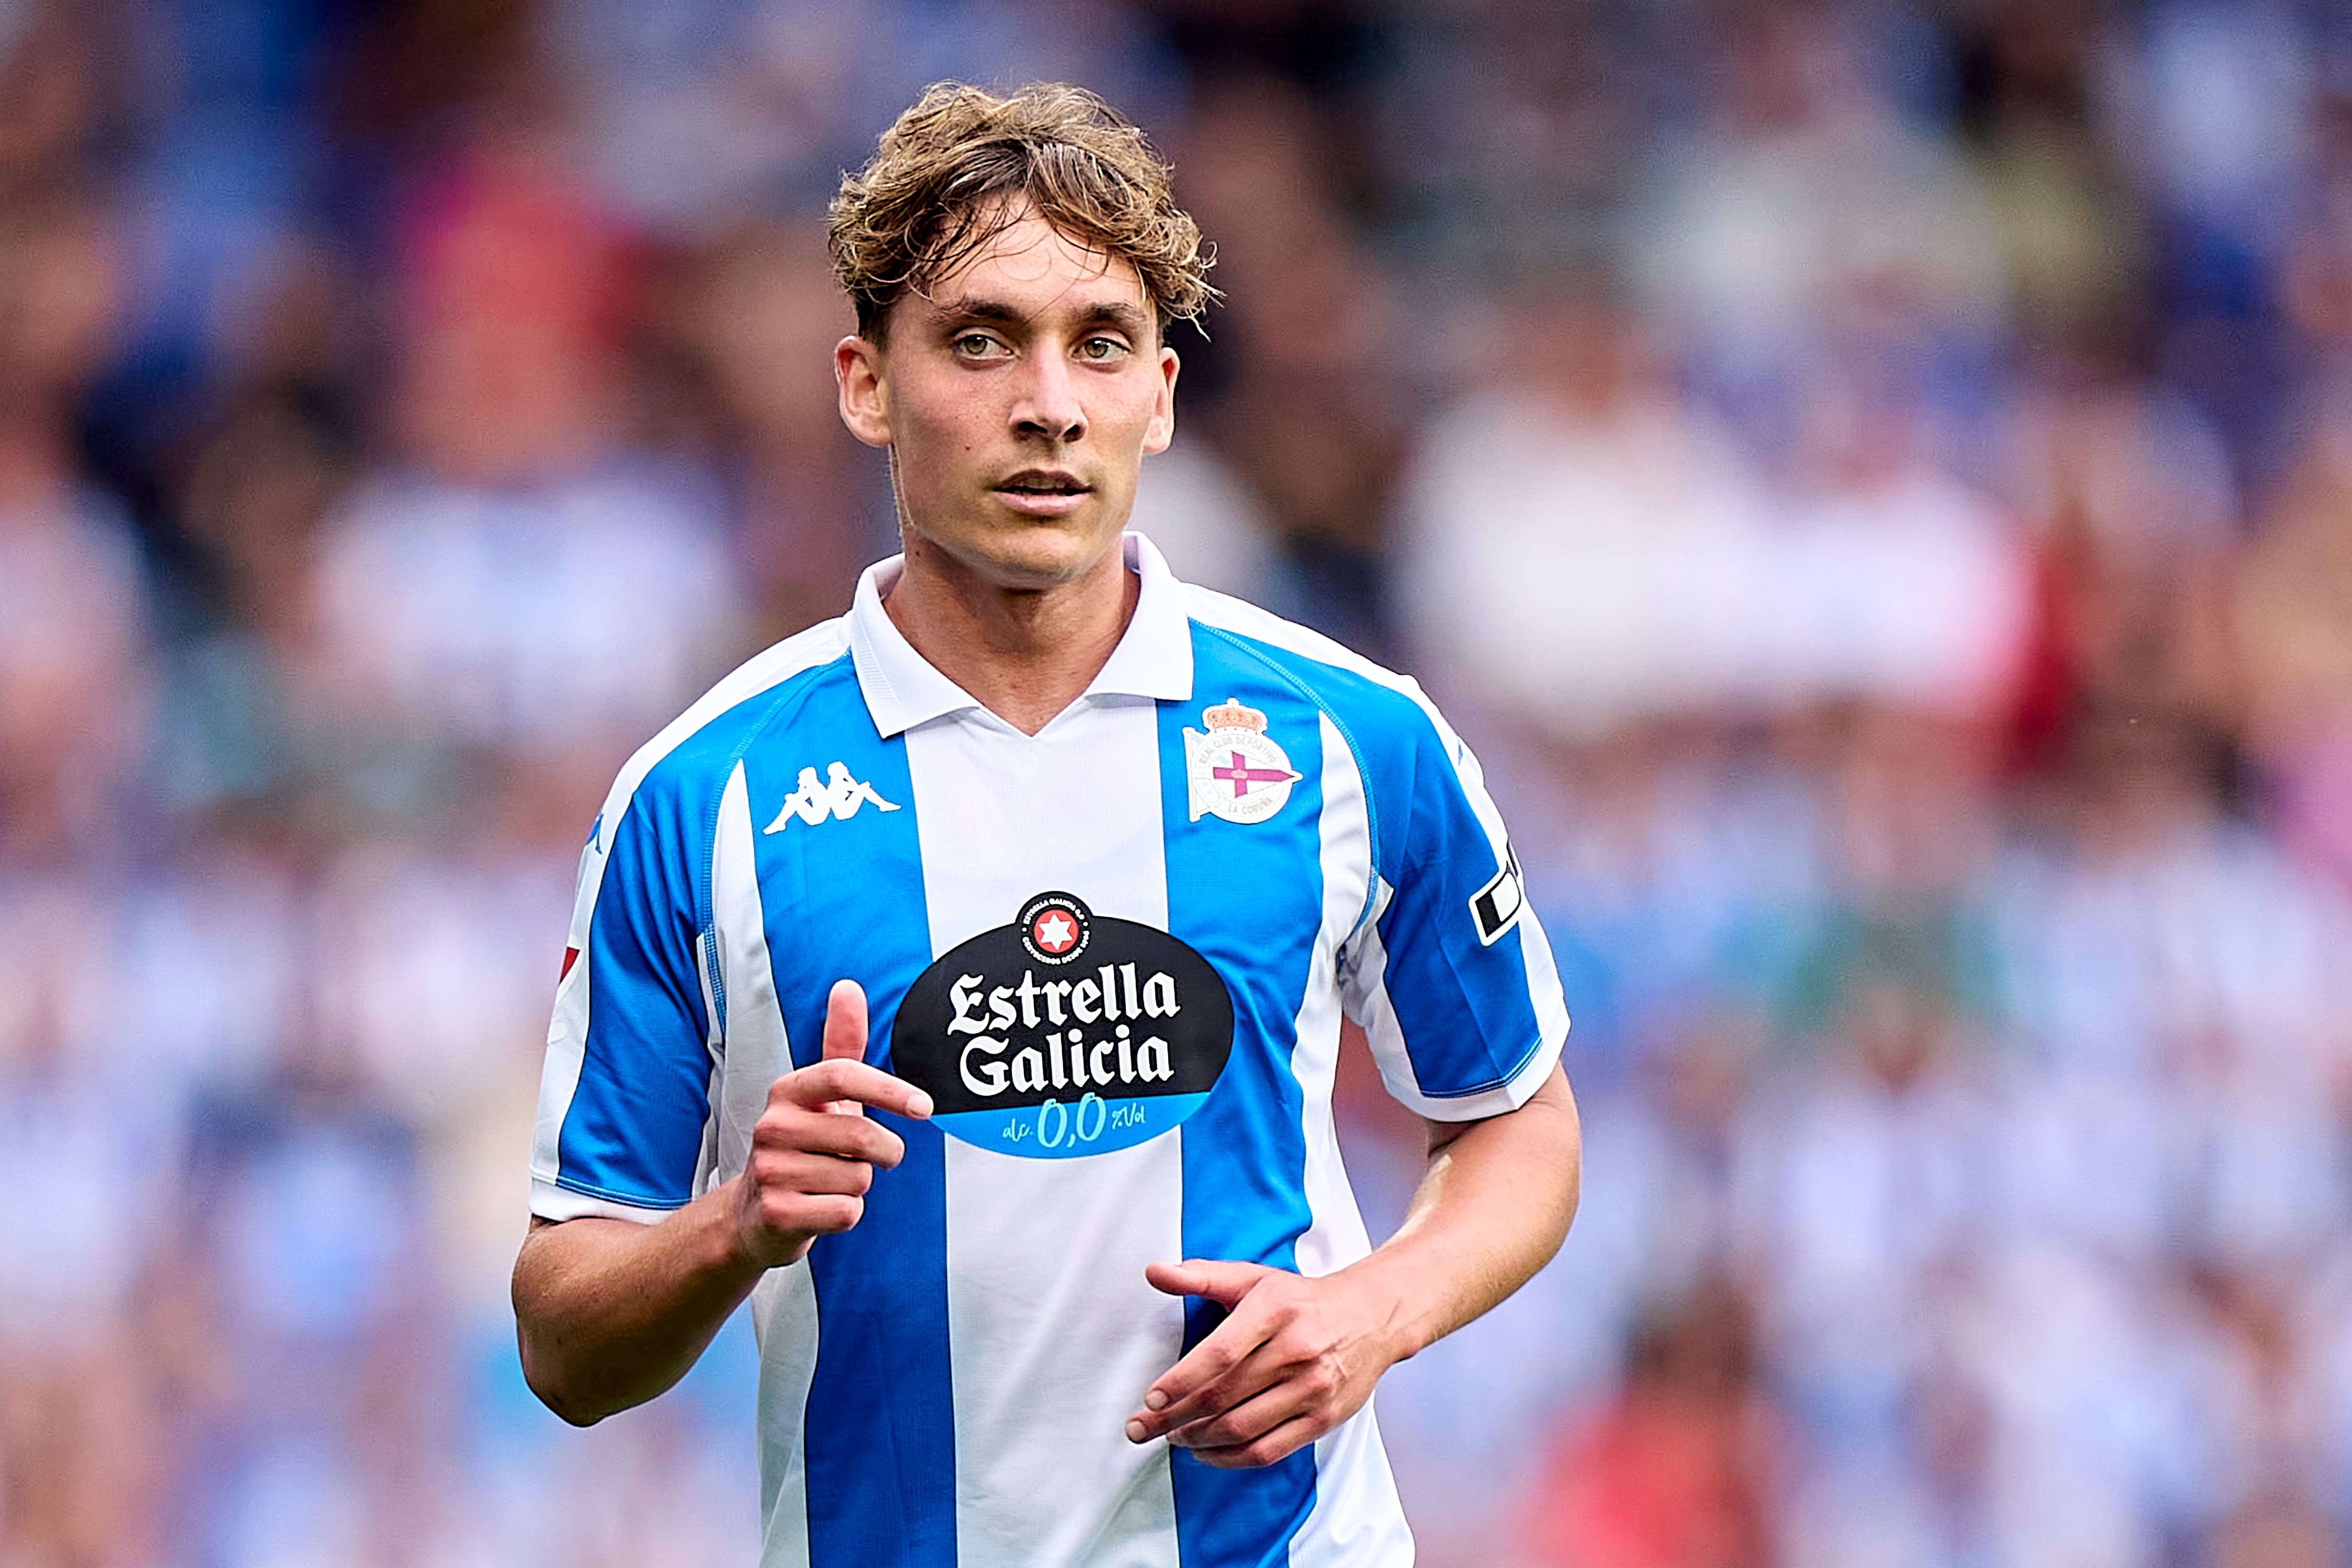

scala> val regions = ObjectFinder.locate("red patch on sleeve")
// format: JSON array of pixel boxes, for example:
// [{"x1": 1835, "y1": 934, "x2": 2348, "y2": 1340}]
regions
[{"x1": 559, "y1": 946, "x2": 580, "y2": 983}]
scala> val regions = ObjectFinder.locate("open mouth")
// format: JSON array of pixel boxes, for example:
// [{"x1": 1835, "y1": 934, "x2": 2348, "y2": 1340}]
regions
[
  {"x1": 995, "y1": 474, "x2": 1090, "y2": 498},
  {"x1": 993, "y1": 472, "x2": 1093, "y2": 514}
]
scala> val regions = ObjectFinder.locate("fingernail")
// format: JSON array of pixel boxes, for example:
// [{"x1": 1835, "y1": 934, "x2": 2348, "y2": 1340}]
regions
[
  {"x1": 1125, "y1": 1419, "x2": 1148, "y2": 1443},
  {"x1": 910, "y1": 1091, "x2": 934, "y2": 1117},
  {"x1": 1145, "y1": 1390, "x2": 1168, "y2": 1411}
]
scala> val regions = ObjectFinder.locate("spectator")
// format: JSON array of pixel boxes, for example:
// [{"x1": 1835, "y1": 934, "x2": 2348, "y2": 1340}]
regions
[
  {"x1": 305, "y1": 129, "x2": 745, "y2": 834},
  {"x1": 674, "y1": 220, "x2": 884, "y2": 640},
  {"x1": 1397, "y1": 276, "x2": 1774, "y2": 739},
  {"x1": 1522, "y1": 1279, "x2": 1780, "y2": 1568},
  {"x1": 1625, "y1": 3, "x2": 2008, "y2": 398},
  {"x1": 0, "y1": 194, "x2": 144, "y2": 866},
  {"x1": 2235, "y1": 434, "x2": 2352, "y2": 889}
]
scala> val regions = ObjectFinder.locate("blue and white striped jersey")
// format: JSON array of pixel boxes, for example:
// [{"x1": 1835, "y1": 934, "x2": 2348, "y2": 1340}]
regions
[{"x1": 531, "y1": 533, "x2": 1569, "y2": 1568}]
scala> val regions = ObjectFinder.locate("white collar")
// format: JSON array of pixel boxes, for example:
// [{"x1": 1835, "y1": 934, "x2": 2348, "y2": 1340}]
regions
[{"x1": 848, "y1": 532, "x2": 1195, "y2": 738}]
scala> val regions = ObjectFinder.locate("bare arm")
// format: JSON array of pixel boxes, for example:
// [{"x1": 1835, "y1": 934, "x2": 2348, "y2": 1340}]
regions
[
  {"x1": 1125, "y1": 1062, "x2": 1581, "y2": 1467},
  {"x1": 513, "y1": 1199, "x2": 762, "y2": 1426},
  {"x1": 1353, "y1": 1060, "x2": 1582, "y2": 1352},
  {"x1": 512, "y1": 981, "x2": 933, "y2": 1425}
]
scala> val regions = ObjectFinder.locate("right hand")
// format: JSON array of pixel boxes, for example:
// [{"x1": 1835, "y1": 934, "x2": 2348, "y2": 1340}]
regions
[{"x1": 732, "y1": 978, "x2": 932, "y2": 1269}]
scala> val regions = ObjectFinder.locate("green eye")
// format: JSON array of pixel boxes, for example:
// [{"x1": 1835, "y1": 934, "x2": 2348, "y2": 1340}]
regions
[
  {"x1": 955, "y1": 333, "x2": 1001, "y2": 356},
  {"x1": 1080, "y1": 337, "x2": 1127, "y2": 361}
]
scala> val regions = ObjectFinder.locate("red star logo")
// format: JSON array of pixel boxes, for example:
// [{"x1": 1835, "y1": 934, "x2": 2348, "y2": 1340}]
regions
[{"x1": 1032, "y1": 910, "x2": 1078, "y2": 953}]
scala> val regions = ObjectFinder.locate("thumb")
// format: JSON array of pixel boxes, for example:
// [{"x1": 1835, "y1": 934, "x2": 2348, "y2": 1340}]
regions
[
  {"x1": 822, "y1": 978, "x2": 870, "y2": 1063},
  {"x1": 1145, "y1": 1258, "x2": 1271, "y2": 1307}
]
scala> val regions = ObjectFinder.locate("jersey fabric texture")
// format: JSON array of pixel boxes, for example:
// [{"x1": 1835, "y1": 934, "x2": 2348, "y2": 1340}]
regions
[{"x1": 529, "y1": 533, "x2": 1571, "y2": 1568}]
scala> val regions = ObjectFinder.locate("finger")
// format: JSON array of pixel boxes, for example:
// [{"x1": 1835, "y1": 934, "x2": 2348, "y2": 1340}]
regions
[
  {"x1": 1145, "y1": 1258, "x2": 1270, "y2": 1308},
  {"x1": 752, "y1": 1186, "x2": 866, "y2": 1239},
  {"x1": 777, "y1": 1058, "x2": 933, "y2": 1119},
  {"x1": 751, "y1": 1149, "x2": 878, "y2": 1198},
  {"x1": 1167, "y1": 1359, "x2": 1326, "y2": 1452},
  {"x1": 1149, "y1": 1335, "x2": 1301, "y2": 1443},
  {"x1": 821, "y1": 978, "x2": 869, "y2": 1064},
  {"x1": 1127, "y1": 1262, "x2": 1281, "y2": 1432},
  {"x1": 1188, "y1": 1414, "x2": 1324, "y2": 1470},
  {"x1": 1126, "y1": 1296, "x2": 1280, "y2": 1442},
  {"x1": 752, "y1": 1112, "x2": 907, "y2": 1168}
]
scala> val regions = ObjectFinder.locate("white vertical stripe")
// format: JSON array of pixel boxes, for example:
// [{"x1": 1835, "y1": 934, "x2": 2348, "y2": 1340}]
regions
[
  {"x1": 753, "y1": 1266, "x2": 821, "y2": 1568},
  {"x1": 693, "y1": 929, "x2": 724, "y2": 1190},
  {"x1": 531, "y1": 831, "x2": 604, "y2": 1183},
  {"x1": 1293, "y1": 714, "x2": 1375, "y2": 1282},
  {"x1": 712, "y1": 759, "x2": 820, "y2": 1566},
  {"x1": 1339, "y1": 877, "x2": 1424, "y2": 1108},
  {"x1": 709, "y1": 762, "x2": 793, "y2": 1186},
  {"x1": 531, "y1": 947, "x2": 593, "y2": 1183},
  {"x1": 1289, "y1": 714, "x2": 1413, "y2": 1565},
  {"x1": 1292, "y1": 1402, "x2": 1413, "y2": 1567},
  {"x1": 905, "y1": 698, "x2": 1184, "y2": 1568}
]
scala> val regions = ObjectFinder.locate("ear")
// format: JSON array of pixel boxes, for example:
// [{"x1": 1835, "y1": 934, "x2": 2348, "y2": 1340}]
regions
[
  {"x1": 1140, "y1": 344, "x2": 1179, "y2": 456},
  {"x1": 836, "y1": 335, "x2": 892, "y2": 448}
]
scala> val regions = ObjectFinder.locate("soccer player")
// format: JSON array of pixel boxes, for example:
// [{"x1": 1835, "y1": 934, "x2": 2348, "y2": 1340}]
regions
[{"x1": 512, "y1": 82, "x2": 1582, "y2": 1567}]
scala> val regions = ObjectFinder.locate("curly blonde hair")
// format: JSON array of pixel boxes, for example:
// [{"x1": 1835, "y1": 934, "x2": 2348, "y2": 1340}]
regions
[{"x1": 827, "y1": 82, "x2": 1216, "y2": 341}]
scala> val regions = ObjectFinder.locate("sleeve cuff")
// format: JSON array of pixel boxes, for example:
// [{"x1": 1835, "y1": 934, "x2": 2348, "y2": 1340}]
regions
[
  {"x1": 530, "y1": 1176, "x2": 680, "y2": 1225},
  {"x1": 1398, "y1": 1016, "x2": 1569, "y2": 1123}
]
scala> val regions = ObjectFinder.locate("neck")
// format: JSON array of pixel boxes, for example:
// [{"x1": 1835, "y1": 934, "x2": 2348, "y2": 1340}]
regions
[{"x1": 883, "y1": 532, "x2": 1138, "y2": 735}]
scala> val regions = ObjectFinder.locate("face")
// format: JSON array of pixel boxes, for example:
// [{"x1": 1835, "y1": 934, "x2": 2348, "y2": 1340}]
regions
[{"x1": 836, "y1": 206, "x2": 1179, "y2": 592}]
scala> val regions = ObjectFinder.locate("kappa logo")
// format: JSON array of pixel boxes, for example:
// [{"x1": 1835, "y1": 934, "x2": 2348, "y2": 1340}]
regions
[
  {"x1": 1184, "y1": 698, "x2": 1301, "y2": 825},
  {"x1": 763, "y1": 762, "x2": 901, "y2": 834}
]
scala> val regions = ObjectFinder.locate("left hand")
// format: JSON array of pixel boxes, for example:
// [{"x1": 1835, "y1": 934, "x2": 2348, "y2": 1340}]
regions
[{"x1": 1123, "y1": 1259, "x2": 1406, "y2": 1469}]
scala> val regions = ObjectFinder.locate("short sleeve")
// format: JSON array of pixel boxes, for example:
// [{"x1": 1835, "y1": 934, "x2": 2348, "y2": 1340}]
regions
[
  {"x1": 1338, "y1": 709, "x2": 1570, "y2": 1121},
  {"x1": 529, "y1": 774, "x2": 719, "y2": 1221}
]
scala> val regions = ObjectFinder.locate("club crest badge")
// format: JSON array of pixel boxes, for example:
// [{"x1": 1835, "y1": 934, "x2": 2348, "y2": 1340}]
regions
[{"x1": 1185, "y1": 698, "x2": 1301, "y2": 825}]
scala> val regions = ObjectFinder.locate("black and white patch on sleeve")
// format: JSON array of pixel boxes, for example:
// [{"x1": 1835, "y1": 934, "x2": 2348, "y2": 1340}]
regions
[{"x1": 1468, "y1": 843, "x2": 1527, "y2": 946}]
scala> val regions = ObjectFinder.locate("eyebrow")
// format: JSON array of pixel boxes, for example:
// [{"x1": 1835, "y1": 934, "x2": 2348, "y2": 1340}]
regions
[{"x1": 930, "y1": 295, "x2": 1154, "y2": 341}]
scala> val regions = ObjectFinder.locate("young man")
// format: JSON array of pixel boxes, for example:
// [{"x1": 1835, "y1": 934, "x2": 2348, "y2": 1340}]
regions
[{"x1": 513, "y1": 83, "x2": 1581, "y2": 1567}]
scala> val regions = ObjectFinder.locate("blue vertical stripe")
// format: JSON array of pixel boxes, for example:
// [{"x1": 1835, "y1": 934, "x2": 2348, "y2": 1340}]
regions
[
  {"x1": 750, "y1": 662, "x2": 956, "y2": 1568},
  {"x1": 1159, "y1": 625, "x2": 1330, "y2": 1565}
]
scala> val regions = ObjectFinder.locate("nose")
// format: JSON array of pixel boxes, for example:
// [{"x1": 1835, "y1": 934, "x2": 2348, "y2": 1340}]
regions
[{"x1": 1010, "y1": 347, "x2": 1085, "y2": 443}]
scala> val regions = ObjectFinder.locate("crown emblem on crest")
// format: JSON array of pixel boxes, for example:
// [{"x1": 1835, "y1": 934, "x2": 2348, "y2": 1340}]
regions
[{"x1": 1202, "y1": 698, "x2": 1268, "y2": 733}]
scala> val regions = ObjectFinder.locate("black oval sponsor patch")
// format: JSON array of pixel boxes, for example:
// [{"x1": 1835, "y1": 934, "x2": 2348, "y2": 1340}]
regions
[{"x1": 892, "y1": 892, "x2": 1235, "y2": 1159}]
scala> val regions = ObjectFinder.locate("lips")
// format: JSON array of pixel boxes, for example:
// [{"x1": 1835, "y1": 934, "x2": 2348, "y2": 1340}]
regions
[
  {"x1": 995, "y1": 470, "x2": 1090, "y2": 497},
  {"x1": 993, "y1": 470, "x2": 1092, "y2": 516}
]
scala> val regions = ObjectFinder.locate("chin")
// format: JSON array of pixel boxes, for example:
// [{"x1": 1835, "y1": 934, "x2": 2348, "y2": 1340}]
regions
[
  {"x1": 979, "y1": 543, "x2": 1100, "y2": 590},
  {"x1": 930, "y1": 514, "x2": 1123, "y2": 590}
]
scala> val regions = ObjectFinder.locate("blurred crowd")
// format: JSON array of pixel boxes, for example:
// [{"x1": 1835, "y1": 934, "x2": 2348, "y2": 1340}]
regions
[{"x1": 5, "y1": 1, "x2": 2352, "y2": 1565}]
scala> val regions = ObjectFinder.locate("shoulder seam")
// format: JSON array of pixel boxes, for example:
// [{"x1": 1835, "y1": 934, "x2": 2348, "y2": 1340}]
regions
[
  {"x1": 602, "y1": 624, "x2": 855, "y2": 840},
  {"x1": 1181, "y1": 586, "x2": 1435, "y2": 707}
]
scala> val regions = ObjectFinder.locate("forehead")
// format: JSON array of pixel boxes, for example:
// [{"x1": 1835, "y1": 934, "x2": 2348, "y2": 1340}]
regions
[{"x1": 910, "y1": 206, "x2": 1150, "y2": 321}]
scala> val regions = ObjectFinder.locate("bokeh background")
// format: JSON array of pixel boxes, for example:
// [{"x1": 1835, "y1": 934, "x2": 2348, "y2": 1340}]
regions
[{"x1": 7, "y1": 0, "x2": 2352, "y2": 1564}]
